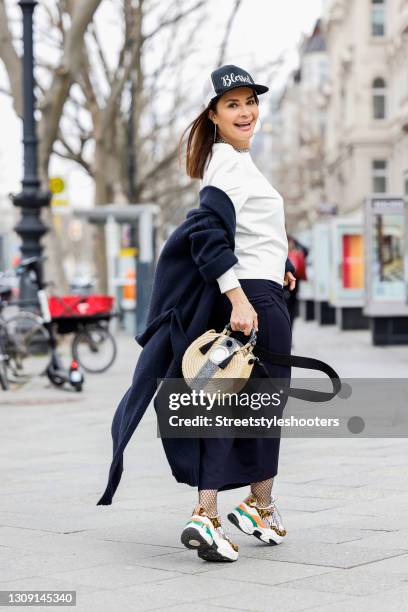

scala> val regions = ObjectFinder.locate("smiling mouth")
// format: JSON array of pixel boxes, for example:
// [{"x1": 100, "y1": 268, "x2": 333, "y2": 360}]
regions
[{"x1": 234, "y1": 121, "x2": 252, "y2": 130}]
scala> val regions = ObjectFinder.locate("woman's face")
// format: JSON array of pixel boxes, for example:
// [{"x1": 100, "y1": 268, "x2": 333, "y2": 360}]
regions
[{"x1": 209, "y1": 86, "x2": 259, "y2": 148}]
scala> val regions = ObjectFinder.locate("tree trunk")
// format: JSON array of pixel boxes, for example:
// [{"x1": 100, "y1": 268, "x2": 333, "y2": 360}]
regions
[{"x1": 42, "y1": 208, "x2": 70, "y2": 293}]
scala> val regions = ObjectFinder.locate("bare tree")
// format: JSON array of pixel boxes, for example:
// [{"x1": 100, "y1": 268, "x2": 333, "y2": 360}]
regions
[
  {"x1": 216, "y1": 0, "x2": 242, "y2": 66},
  {"x1": 0, "y1": 0, "x2": 102, "y2": 289},
  {"x1": 0, "y1": 0, "x2": 244, "y2": 291},
  {"x1": 0, "y1": 0, "x2": 22, "y2": 116}
]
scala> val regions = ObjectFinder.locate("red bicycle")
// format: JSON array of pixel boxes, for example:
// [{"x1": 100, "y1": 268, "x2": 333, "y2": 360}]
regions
[{"x1": 48, "y1": 295, "x2": 117, "y2": 374}]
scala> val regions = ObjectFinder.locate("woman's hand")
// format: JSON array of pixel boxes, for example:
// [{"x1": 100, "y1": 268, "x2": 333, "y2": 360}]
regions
[
  {"x1": 284, "y1": 271, "x2": 296, "y2": 291},
  {"x1": 224, "y1": 287, "x2": 258, "y2": 336}
]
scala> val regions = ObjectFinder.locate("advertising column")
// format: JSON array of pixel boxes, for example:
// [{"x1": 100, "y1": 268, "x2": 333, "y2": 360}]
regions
[
  {"x1": 312, "y1": 222, "x2": 336, "y2": 325},
  {"x1": 329, "y1": 217, "x2": 368, "y2": 330},
  {"x1": 364, "y1": 197, "x2": 408, "y2": 345}
]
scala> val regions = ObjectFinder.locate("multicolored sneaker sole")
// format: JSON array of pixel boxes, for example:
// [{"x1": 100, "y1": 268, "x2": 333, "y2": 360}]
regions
[
  {"x1": 181, "y1": 512, "x2": 238, "y2": 562},
  {"x1": 227, "y1": 496, "x2": 286, "y2": 546}
]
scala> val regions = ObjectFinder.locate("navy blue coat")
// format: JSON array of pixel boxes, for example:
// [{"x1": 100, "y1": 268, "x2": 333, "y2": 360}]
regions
[{"x1": 97, "y1": 185, "x2": 295, "y2": 505}]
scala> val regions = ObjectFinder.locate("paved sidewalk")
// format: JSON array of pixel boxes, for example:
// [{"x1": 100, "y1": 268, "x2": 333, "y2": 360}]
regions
[{"x1": 0, "y1": 317, "x2": 408, "y2": 611}]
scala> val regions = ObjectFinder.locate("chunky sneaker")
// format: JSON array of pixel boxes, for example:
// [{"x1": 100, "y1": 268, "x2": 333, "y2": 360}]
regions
[
  {"x1": 181, "y1": 504, "x2": 239, "y2": 562},
  {"x1": 228, "y1": 493, "x2": 287, "y2": 545}
]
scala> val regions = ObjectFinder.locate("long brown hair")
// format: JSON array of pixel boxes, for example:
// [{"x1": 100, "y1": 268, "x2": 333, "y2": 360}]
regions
[
  {"x1": 178, "y1": 99, "x2": 218, "y2": 179},
  {"x1": 178, "y1": 91, "x2": 259, "y2": 179}
]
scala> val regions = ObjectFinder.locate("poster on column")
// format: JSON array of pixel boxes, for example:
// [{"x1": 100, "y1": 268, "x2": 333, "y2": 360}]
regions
[
  {"x1": 371, "y1": 210, "x2": 404, "y2": 301},
  {"x1": 329, "y1": 218, "x2": 365, "y2": 306},
  {"x1": 364, "y1": 197, "x2": 408, "y2": 316},
  {"x1": 342, "y1": 233, "x2": 364, "y2": 290}
]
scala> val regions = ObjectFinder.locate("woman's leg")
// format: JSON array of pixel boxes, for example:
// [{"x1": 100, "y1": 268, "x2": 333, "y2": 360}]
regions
[
  {"x1": 225, "y1": 281, "x2": 290, "y2": 543},
  {"x1": 250, "y1": 477, "x2": 274, "y2": 507},
  {"x1": 198, "y1": 489, "x2": 218, "y2": 517}
]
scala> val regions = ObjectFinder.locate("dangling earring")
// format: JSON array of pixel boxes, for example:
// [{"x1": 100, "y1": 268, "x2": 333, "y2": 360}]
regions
[
  {"x1": 253, "y1": 116, "x2": 262, "y2": 134},
  {"x1": 213, "y1": 122, "x2": 217, "y2": 142}
]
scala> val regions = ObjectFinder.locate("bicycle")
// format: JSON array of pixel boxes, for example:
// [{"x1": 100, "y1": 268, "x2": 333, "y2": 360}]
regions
[
  {"x1": 0, "y1": 257, "x2": 84, "y2": 392},
  {"x1": 49, "y1": 295, "x2": 117, "y2": 374},
  {"x1": 0, "y1": 317, "x2": 10, "y2": 390},
  {"x1": 0, "y1": 276, "x2": 50, "y2": 384}
]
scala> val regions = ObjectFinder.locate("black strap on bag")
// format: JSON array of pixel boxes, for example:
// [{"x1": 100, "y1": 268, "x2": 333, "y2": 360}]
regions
[{"x1": 252, "y1": 344, "x2": 342, "y2": 403}]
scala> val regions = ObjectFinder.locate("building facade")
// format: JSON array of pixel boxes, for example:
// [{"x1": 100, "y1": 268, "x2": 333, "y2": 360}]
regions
[
  {"x1": 322, "y1": 0, "x2": 408, "y2": 215},
  {"x1": 271, "y1": 20, "x2": 329, "y2": 230},
  {"x1": 272, "y1": 1, "x2": 408, "y2": 229}
]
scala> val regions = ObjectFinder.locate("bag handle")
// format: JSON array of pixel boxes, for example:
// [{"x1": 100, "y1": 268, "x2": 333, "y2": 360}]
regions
[
  {"x1": 253, "y1": 344, "x2": 342, "y2": 403},
  {"x1": 223, "y1": 323, "x2": 257, "y2": 350}
]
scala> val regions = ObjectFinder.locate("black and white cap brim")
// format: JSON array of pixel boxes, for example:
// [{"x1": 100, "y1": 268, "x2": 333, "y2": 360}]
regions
[{"x1": 202, "y1": 76, "x2": 268, "y2": 109}]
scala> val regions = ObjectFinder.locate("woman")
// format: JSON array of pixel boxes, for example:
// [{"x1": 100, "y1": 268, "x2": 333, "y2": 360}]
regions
[
  {"x1": 97, "y1": 64, "x2": 296, "y2": 564},
  {"x1": 286, "y1": 235, "x2": 309, "y2": 334},
  {"x1": 179, "y1": 65, "x2": 296, "y2": 562}
]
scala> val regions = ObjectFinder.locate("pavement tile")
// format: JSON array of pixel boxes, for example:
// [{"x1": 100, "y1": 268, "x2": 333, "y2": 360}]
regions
[
  {"x1": 280, "y1": 563, "x2": 408, "y2": 596},
  {"x1": 0, "y1": 575, "x2": 99, "y2": 596},
  {"x1": 0, "y1": 527, "x2": 182, "y2": 562},
  {"x1": 73, "y1": 523, "x2": 185, "y2": 549},
  {"x1": 0, "y1": 550, "x2": 114, "y2": 583},
  {"x1": 153, "y1": 604, "x2": 238, "y2": 612},
  {"x1": 129, "y1": 549, "x2": 339, "y2": 583},
  {"x1": 243, "y1": 540, "x2": 408, "y2": 569},
  {"x1": 287, "y1": 525, "x2": 366, "y2": 544},
  {"x1": 337, "y1": 530, "x2": 408, "y2": 552},
  {"x1": 271, "y1": 495, "x2": 343, "y2": 513},
  {"x1": 203, "y1": 582, "x2": 355, "y2": 612},
  {"x1": 0, "y1": 545, "x2": 29, "y2": 564},
  {"x1": 126, "y1": 549, "x2": 227, "y2": 575},
  {"x1": 67, "y1": 574, "x2": 244, "y2": 612},
  {"x1": 306, "y1": 585, "x2": 408, "y2": 612},
  {"x1": 45, "y1": 563, "x2": 183, "y2": 590},
  {"x1": 0, "y1": 509, "x2": 144, "y2": 534},
  {"x1": 280, "y1": 482, "x2": 404, "y2": 503},
  {"x1": 349, "y1": 553, "x2": 408, "y2": 575}
]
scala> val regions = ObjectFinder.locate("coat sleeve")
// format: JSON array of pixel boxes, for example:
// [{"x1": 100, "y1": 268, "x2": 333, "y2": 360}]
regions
[
  {"x1": 285, "y1": 256, "x2": 296, "y2": 275},
  {"x1": 189, "y1": 216, "x2": 239, "y2": 283}
]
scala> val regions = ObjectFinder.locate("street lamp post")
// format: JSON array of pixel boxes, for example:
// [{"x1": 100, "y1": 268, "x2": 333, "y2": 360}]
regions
[
  {"x1": 12, "y1": 0, "x2": 50, "y2": 294},
  {"x1": 127, "y1": 76, "x2": 139, "y2": 333}
]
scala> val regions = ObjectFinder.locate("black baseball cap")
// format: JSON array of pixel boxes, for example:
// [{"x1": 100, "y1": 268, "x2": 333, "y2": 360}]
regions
[{"x1": 203, "y1": 64, "x2": 269, "y2": 106}]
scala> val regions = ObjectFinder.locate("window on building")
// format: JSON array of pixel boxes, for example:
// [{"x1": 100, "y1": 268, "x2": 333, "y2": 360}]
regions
[
  {"x1": 319, "y1": 59, "x2": 327, "y2": 84},
  {"x1": 371, "y1": 0, "x2": 386, "y2": 37},
  {"x1": 372, "y1": 77, "x2": 387, "y2": 119},
  {"x1": 372, "y1": 160, "x2": 388, "y2": 193}
]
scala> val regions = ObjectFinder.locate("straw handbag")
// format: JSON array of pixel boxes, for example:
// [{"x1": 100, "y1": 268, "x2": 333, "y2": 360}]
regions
[{"x1": 181, "y1": 323, "x2": 259, "y2": 394}]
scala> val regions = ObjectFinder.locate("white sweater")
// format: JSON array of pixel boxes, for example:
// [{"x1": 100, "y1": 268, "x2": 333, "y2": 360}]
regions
[{"x1": 200, "y1": 142, "x2": 288, "y2": 293}]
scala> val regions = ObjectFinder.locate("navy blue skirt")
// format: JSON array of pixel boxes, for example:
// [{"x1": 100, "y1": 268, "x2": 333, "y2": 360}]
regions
[{"x1": 198, "y1": 279, "x2": 292, "y2": 491}]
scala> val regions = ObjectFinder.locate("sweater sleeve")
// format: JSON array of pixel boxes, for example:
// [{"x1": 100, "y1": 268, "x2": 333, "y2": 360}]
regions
[{"x1": 216, "y1": 268, "x2": 241, "y2": 293}]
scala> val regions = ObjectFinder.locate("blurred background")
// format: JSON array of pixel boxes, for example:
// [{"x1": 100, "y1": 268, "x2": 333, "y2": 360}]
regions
[{"x1": 0, "y1": 0, "x2": 407, "y2": 354}]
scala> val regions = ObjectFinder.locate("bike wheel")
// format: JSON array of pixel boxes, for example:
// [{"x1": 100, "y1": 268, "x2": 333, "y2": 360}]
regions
[
  {"x1": 6, "y1": 313, "x2": 51, "y2": 379},
  {"x1": 0, "y1": 324, "x2": 10, "y2": 390},
  {"x1": 0, "y1": 358, "x2": 9, "y2": 390},
  {"x1": 72, "y1": 325, "x2": 117, "y2": 373}
]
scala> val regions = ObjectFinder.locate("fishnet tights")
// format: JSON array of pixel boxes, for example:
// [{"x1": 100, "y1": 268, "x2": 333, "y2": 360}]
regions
[
  {"x1": 250, "y1": 477, "x2": 274, "y2": 507},
  {"x1": 198, "y1": 477, "x2": 274, "y2": 517},
  {"x1": 198, "y1": 489, "x2": 218, "y2": 517}
]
